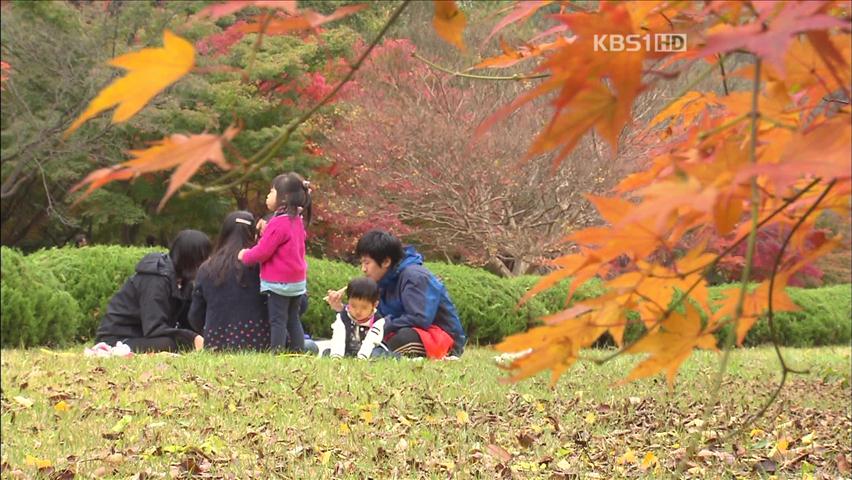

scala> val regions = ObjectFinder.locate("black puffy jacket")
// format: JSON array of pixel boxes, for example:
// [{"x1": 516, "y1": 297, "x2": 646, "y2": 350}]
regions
[{"x1": 96, "y1": 253, "x2": 197, "y2": 343}]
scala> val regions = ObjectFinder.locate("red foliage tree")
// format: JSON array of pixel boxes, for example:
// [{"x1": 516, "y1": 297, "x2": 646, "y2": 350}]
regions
[{"x1": 317, "y1": 38, "x2": 633, "y2": 273}]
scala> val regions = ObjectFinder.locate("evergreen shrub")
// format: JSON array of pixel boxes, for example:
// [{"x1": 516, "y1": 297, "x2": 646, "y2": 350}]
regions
[
  {"x1": 1, "y1": 247, "x2": 82, "y2": 347},
  {"x1": 2, "y1": 247, "x2": 849, "y2": 348},
  {"x1": 29, "y1": 246, "x2": 158, "y2": 339}
]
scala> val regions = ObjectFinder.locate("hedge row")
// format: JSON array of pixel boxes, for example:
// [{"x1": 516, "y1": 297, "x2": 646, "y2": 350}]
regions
[
  {"x1": 1, "y1": 248, "x2": 82, "y2": 347},
  {"x1": 2, "y1": 246, "x2": 849, "y2": 348}
]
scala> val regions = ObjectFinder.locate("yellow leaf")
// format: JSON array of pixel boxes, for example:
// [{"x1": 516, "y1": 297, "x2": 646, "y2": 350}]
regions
[
  {"x1": 24, "y1": 455, "x2": 52, "y2": 469},
  {"x1": 360, "y1": 410, "x2": 373, "y2": 424},
  {"x1": 53, "y1": 401, "x2": 70, "y2": 412},
  {"x1": 776, "y1": 438, "x2": 789, "y2": 454},
  {"x1": 433, "y1": 1, "x2": 466, "y2": 51},
  {"x1": 623, "y1": 302, "x2": 718, "y2": 387},
  {"x1": 640, "y1": 452, "x2": 658, "y2": 470},
  {"x1": 320, "y1": 450, "x2": 331, "y2": 465},
  {"x1": 338, "y1": 423, "x2": 350, "y2": 435},
  {"x1": 616, "y1": 449, "x2": 637, "y2": 465},
  {"x1": 228, "y1": 402, "x2": 237, "y2": 413},
  {"x1": 584, "y1": 412, "x2": 596, "y2": 425},
  {"x1": 535, "y1": 402, "x2": 545, "y2": 413},
  {"x1": 455, "y1": 409, "x2": 470, "y2": 425},
  {"x1": 750, "y1": 428, "x2": 765, "y2": 438},
  {"x1": 65, "y1": 30, "x2": 195, "y2": 136},
  {"x1": 13, "y1": 396, "x2": 33, "y2": 408}
]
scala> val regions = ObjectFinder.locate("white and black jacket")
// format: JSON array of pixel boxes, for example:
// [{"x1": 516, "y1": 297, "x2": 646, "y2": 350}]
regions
[{"x1": 328, "y1": 308, "x2": 386, "y2": 359}]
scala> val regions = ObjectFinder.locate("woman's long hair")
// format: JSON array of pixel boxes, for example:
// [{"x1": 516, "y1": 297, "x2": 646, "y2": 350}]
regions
[
  {"x1": 169, "y1": 229, "x2": 212, "y2": 283},
  {"x1": 203, "y1": 211, "x2": 256, "y2": 286}
]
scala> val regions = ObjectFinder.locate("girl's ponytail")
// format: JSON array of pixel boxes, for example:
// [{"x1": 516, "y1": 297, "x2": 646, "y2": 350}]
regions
[
  {"x1": 272, "y1": 172, "x2": 312, "y2": 227},
  {"x1": 300, "y1": 180, "x2": 313, "y2": 227}
]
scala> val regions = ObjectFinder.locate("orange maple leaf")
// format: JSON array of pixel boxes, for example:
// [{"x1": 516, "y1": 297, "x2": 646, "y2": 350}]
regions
[
  {"x1": 699, "y1": 1, "x2": 849, "y2": 75},
  {"x1": 433, "y1": 0, "x2": 466, "y2": 51},
  {"x1": 71, "y1": 126, "x2": 240, "y2": 211},
  {"x1": 474, "y1": 37, "x2": 567, "y2": 70},
  {"x1": 482, "y1": 0, "x2": 553, "y2": 46},
  {"x1": 735, "y1": 115, "x2": 852, "y2": 193},
  {"x1": 65, "y1": 30, "x2": 194, "y2": 137},
  {"x1": 237, "y1": 4, "x2": 368, "y2": 35},
  {"x1": 623, "y1": 302, "x2": 718, "y2": 387}
]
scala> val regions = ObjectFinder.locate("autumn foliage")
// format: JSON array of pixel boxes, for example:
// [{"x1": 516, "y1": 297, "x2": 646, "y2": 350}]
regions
[
  {"x1": 484, "y1": 1, "x2": 851, "y2": 386},
  {"x1": 63, "y1": 0, "x2": 851, "y2": 388}
]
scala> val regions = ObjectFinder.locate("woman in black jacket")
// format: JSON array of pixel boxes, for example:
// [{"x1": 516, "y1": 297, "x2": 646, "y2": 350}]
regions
[
  {"x1": 188, "y1": 211, "x2": 271, "y2": 351},
  {"x1": 96, "y1": 230, "x2": 212, "y2": 352}
]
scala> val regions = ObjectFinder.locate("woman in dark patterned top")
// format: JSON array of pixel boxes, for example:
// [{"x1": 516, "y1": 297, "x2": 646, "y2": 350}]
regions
[{"x1": 188, "y1": 211, "x2": 270, "y2": 351}]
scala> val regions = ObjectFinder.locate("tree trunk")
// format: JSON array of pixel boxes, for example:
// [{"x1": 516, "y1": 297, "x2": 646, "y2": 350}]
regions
[
  {"x1": 7, "y1": 208, "x2": 48, "y2": 246},
  {"x1": 485, "y1": 256, "x2": 513, "y2": 278},
  {"x1": 512, "y1": 258, "x2": 531, "y2": 277}
]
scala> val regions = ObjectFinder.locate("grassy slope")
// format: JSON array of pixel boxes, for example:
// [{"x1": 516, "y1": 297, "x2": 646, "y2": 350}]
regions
[{"x1": 1, "y1": 347, "x2": 850, "y2": 479}]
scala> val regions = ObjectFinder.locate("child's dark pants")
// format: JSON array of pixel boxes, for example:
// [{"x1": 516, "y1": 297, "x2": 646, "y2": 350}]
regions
[{"x1": 268, "y1": 293, "x2": 305, "y2": 352}]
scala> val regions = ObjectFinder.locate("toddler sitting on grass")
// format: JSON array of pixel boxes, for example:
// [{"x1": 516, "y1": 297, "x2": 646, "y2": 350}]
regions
[{"x1": 322, "y1": 277, "x2": 390, "y2": 359}]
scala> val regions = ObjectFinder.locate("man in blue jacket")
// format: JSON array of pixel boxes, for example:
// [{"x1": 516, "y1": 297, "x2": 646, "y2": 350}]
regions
[{"x1": 330, "y1": 230, "x2": 467, "y2": 358}]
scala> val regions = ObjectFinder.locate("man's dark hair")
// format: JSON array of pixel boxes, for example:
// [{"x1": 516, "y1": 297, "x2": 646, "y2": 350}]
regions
[
  {"x1": 169, "y1": 229, "x2": 212, "y2": 282},
  {"x1": 346, "y1": 277, "x2": 379, "y2": 303},
  {"x1": 355, "y1": 230, "x2": 403, "y2": 267}
]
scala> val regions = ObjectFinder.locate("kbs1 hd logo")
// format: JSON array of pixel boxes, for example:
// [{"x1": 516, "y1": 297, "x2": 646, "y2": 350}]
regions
[{"x1": 593, "y1": 33, "x2": 687, "y2": 52}]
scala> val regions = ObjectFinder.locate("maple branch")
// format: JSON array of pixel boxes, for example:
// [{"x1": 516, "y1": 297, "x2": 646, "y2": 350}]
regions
[
  {"x1": 412, "y1": 52, "x2": 551, "y2": 81},
  {"x1": 588, "y1": 177, "x2": 820, "y2": 367},
  {"x1": 675, "y1": 58, "x2": 764, "y2": 477},
  {"x1": 730, "y1": 179, "x2": 834, "y2": 439},
  {"x1": 731, "y1": 57, "x2": 763, "y2": 338},
  {"x1": 185, "y1": 0, "x2": 412, "y2": 194},
  {"x1": 697, "y1": 113, "x2": 748, "y2": 140},
  {"x1": 246, "y1": 13, "x2": 273, "y2": 78},
  {"x1": 652, "y1": 177, "x2": 823, "y2": 280},
  {"x1": 717, "y1": 54, "x2": 729, "y2": 96},
  {"x1": 652, "y1": 61, "x2": 718, "y2": 122},
  {"x1": 765, "y1": 183, "x2": 834, "y2": 369}
]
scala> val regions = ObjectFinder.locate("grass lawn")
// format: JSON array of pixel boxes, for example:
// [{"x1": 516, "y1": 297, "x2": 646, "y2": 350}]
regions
[{"x1": 1, "y1": 346, "x2": 850, "y2": 479}]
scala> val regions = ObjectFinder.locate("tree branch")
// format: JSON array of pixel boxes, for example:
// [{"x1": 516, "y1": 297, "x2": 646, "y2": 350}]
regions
[{"x1": 412, "y1": 52, "x2": 550, "y2": 81}]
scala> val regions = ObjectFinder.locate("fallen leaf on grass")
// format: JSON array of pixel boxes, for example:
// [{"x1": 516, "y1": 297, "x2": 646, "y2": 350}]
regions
[
  {"x1": 639, "y1": 452, "x2": 658, "y2": 470},
  {"x1": 754, "y1": 458, "x2": 777, "y2": 474},
  {"x1": 455, "y1": 410, "x2": 470, "y2": 425},
  {"x1": 53, "y1": 401, "x2": 70, "y2": 412},
  {"x1": 24, "y1": 455, "x2": 52, "y2": 469},
  {"x1": 395, "y1": 438, "x2": 409, "y2": 452},
  {"x1": 486, "y1": 444, "x2": 512, "y2": 462},
  {"x1": 837, "y1": 453, "x2": 851, "y2": 474},
  {"x1": 13, "y1": 396, "x2": 33, "y2": 408},
  {"x1": 616, "y1": 449, "x2": 637, "y2": 465},
  {"x1": 517, "y1": 431, "x2": 537, "y2": 448},
  {"x1": 776, "y1": 438, "x2": 789, "y2": 455},
  {"x1": 49, "y1": 467, "x2": 76, "y2": 479}
]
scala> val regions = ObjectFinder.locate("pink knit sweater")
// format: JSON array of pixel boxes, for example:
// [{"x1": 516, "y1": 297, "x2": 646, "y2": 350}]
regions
[{"x1": 241, "y1": 215, "x2": 307, "y2": 283}]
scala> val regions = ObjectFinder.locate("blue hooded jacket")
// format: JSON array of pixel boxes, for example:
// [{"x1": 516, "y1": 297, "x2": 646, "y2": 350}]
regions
[{"x1": 377, "y1": 246, "x2": 467, "y2": 356}]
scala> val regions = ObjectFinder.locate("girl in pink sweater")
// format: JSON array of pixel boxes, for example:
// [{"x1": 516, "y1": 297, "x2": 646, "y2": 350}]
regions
[{"x1": 238, "y1": 172, "x2": 311, "y2": 352}]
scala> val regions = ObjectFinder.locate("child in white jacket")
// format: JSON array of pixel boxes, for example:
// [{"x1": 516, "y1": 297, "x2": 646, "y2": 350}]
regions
[{"x1": 322, "y1": 277, "x2": 389, "y2": 359}]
